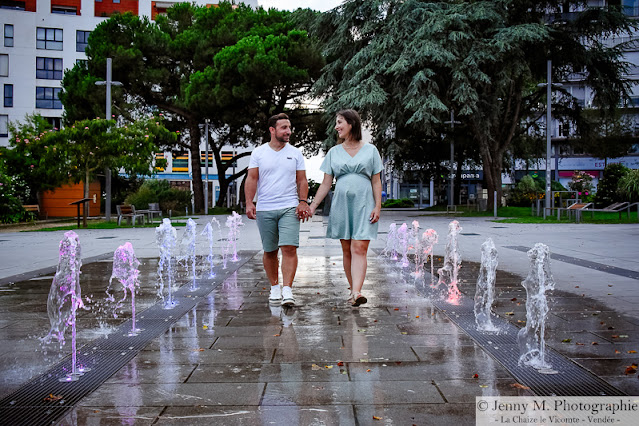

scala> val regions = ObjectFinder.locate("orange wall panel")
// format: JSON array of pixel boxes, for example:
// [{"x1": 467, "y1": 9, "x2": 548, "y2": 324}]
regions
[
  {"x1": 95, "y1": 0, "x2": 139, "y2": 17},
  {"x1": 41, "y1": 181, "x2": 102, "y2": 218},
  {"x1": 52, "y1": 0, "x2": 82, "y2": 15}
]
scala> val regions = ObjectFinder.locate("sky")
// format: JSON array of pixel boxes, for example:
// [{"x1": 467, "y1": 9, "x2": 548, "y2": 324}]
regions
[
  {"x1": 256, "y1": 0, "x2": 344, "y2": 180},
  {"x1": 257, "y1": 0, "x2": 343, "y2": 12}
]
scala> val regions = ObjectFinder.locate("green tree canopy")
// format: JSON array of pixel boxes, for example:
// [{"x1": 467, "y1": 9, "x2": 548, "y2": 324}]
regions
[
  {"x1": 300, "y1": 0, "x2": 637, "y2": 207},
  {"x1": 62, "y1": 2, "x2": 324, "y2": 210}
]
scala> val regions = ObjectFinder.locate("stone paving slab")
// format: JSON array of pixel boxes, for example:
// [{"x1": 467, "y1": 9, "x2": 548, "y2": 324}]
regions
[{"x1": 1, "y1": 214, "x2": 639, "y2": 424}]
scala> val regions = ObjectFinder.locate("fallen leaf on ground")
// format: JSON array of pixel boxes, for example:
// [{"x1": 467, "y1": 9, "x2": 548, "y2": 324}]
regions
[
  {"x1": 612, "y1": 335, "x2": 619, "y2": 339},
  {"x1": 373, "y1": 416, "x2": 382, "y2": 420},
  {"x1": 416, "y1": 315, "x2": 420, "y2": 318},
  {"x1": 628, "y1": 350, "x2": 637, "y2": 354},
  {"x1": 620, "y1": 335, "x2": 629, "y2": 338},
  {"x1": 510, "y1": 383, "x2": 530, "y2": 390},
  {"x1": 561, "y1": 339, "x2": 572, "y2": 343},
  {"x1": 479, "y1": 385, "x2": 488, "y2": 388},
  {"x1": 505, "y1": 312, "x2": 514, "y2": 316},
  {"x1": 576, "y1": 343, "x2": 585, "y2": 346},
  {"x1": 202, "y1": 325, "x2": 208, "y2": 330},
  {"x1": 511, "y1": 298, "x2": 517, "y2": 301},
  {"x1": 273, "y1": 334, "x2": 280, "y2": 337},
  {"x1": 615, "y1": 350, "x2": 621, "y2": 354},
  {"x1": 311, "y1": 364, "x2": 322, "y2": 370},
  {"x1": 592, "y1": 342, "x2": 599, "y2": 345},
  {"x1": 394, "y1": 308, "x2": 400, "y2": 311},
  {"x1": 473, "y1": 374, "x2": 479, "y2": 379},
  {"x1": 43, "y1": 394, "x2": 63, "y2": 402},
  {"x1": 193, "y1": 348, "x2": 205, "y2": 352},
  {"x1": 401, "y1": 332, "x2": 408, "y2": 335},
  {"x1": 624, "y1": 364, "x2": 637, "y2": 375},
  {"x1": 575, "y1": 286, "x2": 580, "y2": 288},
  {"x1": 366, "y1": 369, "x2": 372, "y2": 372},
  {"x1": 337, "y1": 361, "x2": 344, "y2": 366},
  {"x1": 325, "y1": 365, "x2": 333, "y2": 369}
]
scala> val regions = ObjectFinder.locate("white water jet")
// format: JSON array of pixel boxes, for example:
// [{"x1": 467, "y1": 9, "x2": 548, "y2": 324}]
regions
[
  {"x1": 43, "y1": 231, "x2": 87, "y2": 381},
  {"x1": 382, "y1": 223, "x2": 398, "y2": 260},
  {"x1": 517, "y1": 243, "x2": 556, "y2": 372},
  {"x1": 223, "y1": 212, "x2": 243, "y2": 268},
  {"x1": 178, "y1": 218, "x2": 198, "y2": 291},
  {"x1": 437, "y1": 220, "x2": 463, "y2": 303},
  {"x1": 107, "y1": 242, "x2": 142, "y2": 337},
  {"x1": 156, "y1": 218, "x2": 177, "y2": 308},
  {"x1": 396, "y1": 223, "x2": 410, "y2": 267},
  {"x1": 201, "y1": 217, "x2": 221, "y2": 279},
  {"x1": 474, "y1": 238, "x2": 499, "y2": 332},
  {"x1": 422, "y1": 229, "x2": 438, "y2": 287}
]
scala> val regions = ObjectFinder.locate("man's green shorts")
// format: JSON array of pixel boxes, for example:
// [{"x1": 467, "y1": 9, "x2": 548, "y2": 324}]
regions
[{"x1": 256, "y1": 207, "x2": 300, "y2": 253}]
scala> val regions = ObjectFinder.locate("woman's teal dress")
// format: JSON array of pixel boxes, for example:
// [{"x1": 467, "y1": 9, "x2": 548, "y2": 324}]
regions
[{"x1": 320, "y1": 143, "x2": 383, "y2": 240}]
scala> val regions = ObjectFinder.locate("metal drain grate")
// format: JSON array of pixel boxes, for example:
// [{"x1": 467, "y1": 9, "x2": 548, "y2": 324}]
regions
[
  {"x1": 0, "y1": 251, "x2": 257, "y2": 426},
  {"x1": 410, "y1": 270, "x2": 625, "y2": 396},
  {"x1": 505, "y1": 246, "x2": 639, "y2": 280}
]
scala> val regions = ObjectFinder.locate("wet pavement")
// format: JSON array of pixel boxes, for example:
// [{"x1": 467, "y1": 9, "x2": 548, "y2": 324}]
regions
[{"x1": 0, "y1": 213, "x2": 638, "y2": 424}]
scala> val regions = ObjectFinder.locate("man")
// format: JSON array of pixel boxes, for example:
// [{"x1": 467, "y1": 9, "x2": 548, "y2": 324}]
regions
[{"x1": 245, "y1": 113, "x2": 311, "y2": 307}]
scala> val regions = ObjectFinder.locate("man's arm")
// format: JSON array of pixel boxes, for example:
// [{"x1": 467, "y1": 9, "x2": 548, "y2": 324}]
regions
[
  {"x1": 245, "y1": 167, "x2": 259, "y2": 220},
  {"x1": 296, "y1": 170, "x2": 311, "y2": 221}
]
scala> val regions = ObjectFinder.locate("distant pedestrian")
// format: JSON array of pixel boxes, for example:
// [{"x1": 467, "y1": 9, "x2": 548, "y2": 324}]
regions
[
  {"x1": 245, "y1": 113, "x2": 312, "y2": 307},
  {"x1": 309, "y1": 109, "x2": 383, "y2": 306}
]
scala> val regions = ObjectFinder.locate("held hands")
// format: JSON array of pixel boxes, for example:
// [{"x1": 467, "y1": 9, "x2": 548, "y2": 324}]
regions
[
  {"x1": 369, "y1": 206, "x2": 381, "y2": 224},
  {"x1": 296, "y1": 201, "x2": 313, "y2": 222}
]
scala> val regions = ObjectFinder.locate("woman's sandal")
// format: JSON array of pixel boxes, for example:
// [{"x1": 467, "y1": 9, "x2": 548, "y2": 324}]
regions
[{"x1": 351, "y1": 293, "x2": 367, "y2": 307}]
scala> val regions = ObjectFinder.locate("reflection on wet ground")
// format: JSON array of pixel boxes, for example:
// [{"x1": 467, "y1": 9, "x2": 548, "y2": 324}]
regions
[{"x1": 0, "y1": 246, "x2": 637, "y2": 425}]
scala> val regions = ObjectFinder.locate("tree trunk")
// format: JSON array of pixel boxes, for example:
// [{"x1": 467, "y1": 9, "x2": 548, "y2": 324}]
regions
[
  {"x1": 188, "y1": 121, "x2": 204, "y2": 213},
  {"x1": 83, "y1": 168, "x2": 90, "y2": 228}
]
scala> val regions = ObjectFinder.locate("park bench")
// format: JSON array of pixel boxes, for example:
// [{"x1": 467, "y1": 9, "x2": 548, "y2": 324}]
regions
[
  {"x1": 22, "y1": 204, "x2": 40, "y2": 214},
  {"x1": 116, "y1": 204, "x2": 145, "y2": 226},
  {"x1": 136, "y1": 202, "x2": 162, "y2": 224},
  {"x1": 581, "y1": 202, "x2": 631, "y2": 220},
  {"x1": 554, "y1": 202, "x2": 592, "y2": 223}
]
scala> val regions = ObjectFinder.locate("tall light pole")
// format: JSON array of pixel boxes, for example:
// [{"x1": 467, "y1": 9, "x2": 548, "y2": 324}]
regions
[
  {"x1": 444, "y1": 110, "x2": 461, "y2": 207},
  {"x1": 204, "y1": 119, "x2": 209, "y2": 214},
  {"x1": 537, "y1": 60, "x2": 561, "y2": 218},
  {"x1": 95, "y1": 58, "x2": 122, "y2": 221}
]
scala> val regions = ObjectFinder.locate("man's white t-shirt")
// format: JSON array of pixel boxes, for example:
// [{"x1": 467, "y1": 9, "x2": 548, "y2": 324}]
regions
[{"x1": 248, "y1": 143, "x2": 306, "y2": 211}]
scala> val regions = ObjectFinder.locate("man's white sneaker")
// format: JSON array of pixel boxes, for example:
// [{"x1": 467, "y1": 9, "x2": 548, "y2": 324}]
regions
[
  {"x1": 281, "y1": 286, "x2": 295, "y2": 307},
  {"x1": 269, "y1": 285, "x2": 282, "y2": 304}
]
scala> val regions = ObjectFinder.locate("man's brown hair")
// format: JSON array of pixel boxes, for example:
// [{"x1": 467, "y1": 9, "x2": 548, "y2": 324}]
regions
[{"x1": 268, "y1": 113, "x2": 290, "y2": 130}]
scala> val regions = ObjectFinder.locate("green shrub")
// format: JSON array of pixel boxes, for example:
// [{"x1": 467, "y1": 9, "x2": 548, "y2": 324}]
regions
[
  {"x1": 382, "y1": 198, "x2": 415, "y2": 208},
  {"x1": 594, "y1": 163, "x2": 630, "y2": 207},
  {"x1": 125, "y1": 180, "x2": 192, "y2": 213},
  {"x1": 618, "y1": 169, "x2": 639, "y2": 202},
  {"x1": 0, "y1": 163, "x2": 32, "y2": 223},
  {"x1": 508, "y1": 175, "x2": 543, "y2": 207}
]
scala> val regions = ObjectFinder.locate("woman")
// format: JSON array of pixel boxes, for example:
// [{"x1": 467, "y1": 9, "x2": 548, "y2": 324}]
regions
[{"x1": 309, "y1": 110, "x2": 383, "y2": 306}]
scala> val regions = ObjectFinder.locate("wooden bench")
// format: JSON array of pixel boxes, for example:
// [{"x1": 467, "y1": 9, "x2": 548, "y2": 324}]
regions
[
  {"x1": 22, "y1": 204, "x2": 41, "y2": 219},
  {"x1": 116, "y1": 204, "x2": 145, "y2": 226},
  {"x1": 554, "y1": 202, "x2": 592, "y2": 223}
]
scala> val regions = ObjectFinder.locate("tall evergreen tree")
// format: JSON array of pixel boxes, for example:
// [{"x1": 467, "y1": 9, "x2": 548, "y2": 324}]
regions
[{"x1": 301, "y1": 0, "x2": 636, "y2": 207}]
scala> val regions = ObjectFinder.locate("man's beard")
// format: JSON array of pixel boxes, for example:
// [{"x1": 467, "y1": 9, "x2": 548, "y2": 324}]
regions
[{"x1": 275, "y1": 134, "x2": 289, "y2": 143}]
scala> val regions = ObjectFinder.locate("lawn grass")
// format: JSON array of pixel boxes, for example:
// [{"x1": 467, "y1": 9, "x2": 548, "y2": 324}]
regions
[
  {"x1": 27, "y1": 220, "x2": 187, "y2": 232},
  {"x1": 417, "y1": 205, "x2": 638, "y2": 224}
]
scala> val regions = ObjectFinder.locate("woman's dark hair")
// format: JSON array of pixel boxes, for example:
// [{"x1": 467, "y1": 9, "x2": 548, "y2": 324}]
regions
[
  {"x1": 268, "y1": 113, "x2": 289, "y2": 130},
  {"x1": 336, "y1": 109, "x2": 362, "y2": 142}
]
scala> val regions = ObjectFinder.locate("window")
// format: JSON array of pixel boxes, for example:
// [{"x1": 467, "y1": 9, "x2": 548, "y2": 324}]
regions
[
  {"x1": 44, "y1": 117, "x2": 62, "y2": 130},
  {"x1": 4, "y1": 24, "x2": 13, "y2": 47},
  {"x1": 36, "y1": 57, "x2": 63, "y2": 80},
  {"x1": 0, "y1": 115, "x2": 8, "y2": 138},
  {"x1": 4, "y1": 84, "x2": 13, "y2": 107},
  {"x1": 76, "y1": 30, "x2": 90, "y2": 52},
  {"x1": 36, "y1": 87, "x2": 62, "y2": 109},
  {"x1": 0, "y1": 54, "x2": 7, "y2": 77},
  {"x1": 113, "y1": 0, "x2": 120, "y2": 3},
  {"x1": 0, "y1": 1, "x2": 26, "y2": 11},
  {"x1": 52, "y1": 5, "x2": 77, "y2": 14},
  {"x1": 36, "y1": 27, "x2": 63, "y2": 51}
]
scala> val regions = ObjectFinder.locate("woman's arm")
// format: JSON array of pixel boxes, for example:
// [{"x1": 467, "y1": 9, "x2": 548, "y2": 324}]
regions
[
  {"x1": 370, "y1": 172, "x2": 382, "y2": 223},
  {"x1": 309, "y1": 173, "x2": 334, "y2": 216}
]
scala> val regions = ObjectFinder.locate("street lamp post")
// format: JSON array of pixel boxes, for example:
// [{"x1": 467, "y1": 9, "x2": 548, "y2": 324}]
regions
[
  {"x1": 95, "y1": 58, "x2": 122, "y2": 221},
  {"x1": 537, "y1": 60, "x2": 561, "y2": 219},
  {"x1": 204, "y1": 120, "x2": 209, "y2": 214},
  {"x1": 444, "y1": 110, "x2": 461, "y2": 207}
]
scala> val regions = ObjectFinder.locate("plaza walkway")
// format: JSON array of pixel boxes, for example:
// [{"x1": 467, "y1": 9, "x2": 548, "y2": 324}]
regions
[{"x1": 0, "y1": 212, "x2": 638, "y2": 425}]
